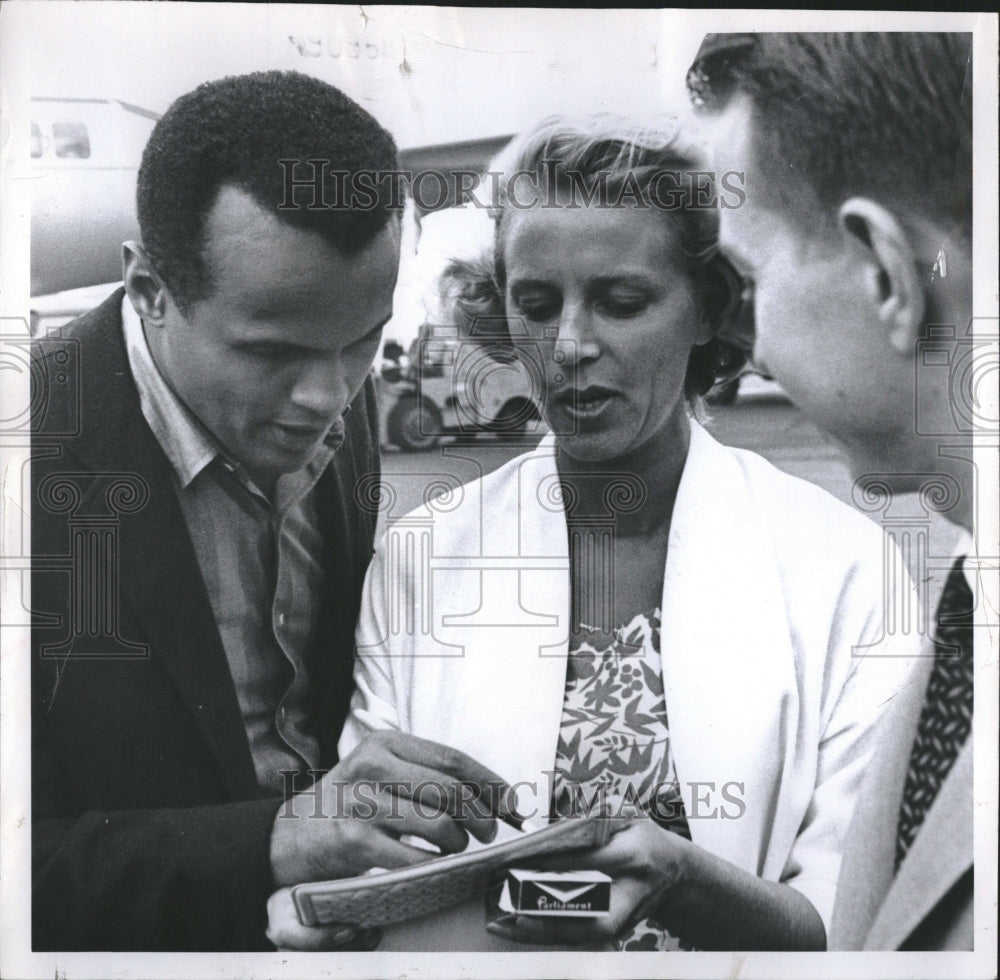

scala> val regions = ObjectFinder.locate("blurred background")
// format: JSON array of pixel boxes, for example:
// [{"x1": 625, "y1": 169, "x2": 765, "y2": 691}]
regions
[
  {"x1": 5, "y1": 2, "x2": 853, "y2": 505},
  {"x1": 20, "y1": 6, "x2": 700, "y2": 323}
]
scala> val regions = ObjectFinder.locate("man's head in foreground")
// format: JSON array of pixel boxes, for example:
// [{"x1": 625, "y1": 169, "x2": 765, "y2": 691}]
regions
[
  {"x1": 689, "y1": 33, "x2": 974, "y2": 526},
  {"x1": 123, "y1": 70, "x2": 401, "y2": 493}
]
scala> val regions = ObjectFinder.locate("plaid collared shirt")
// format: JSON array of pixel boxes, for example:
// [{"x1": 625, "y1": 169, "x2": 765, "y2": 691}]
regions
[{"x1": 122, "y1": 296, "x2": 338, "y2": 794}]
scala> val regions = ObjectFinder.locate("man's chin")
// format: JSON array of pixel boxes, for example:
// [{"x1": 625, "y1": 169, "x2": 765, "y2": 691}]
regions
[{"x1": 240, "y1": 444, "x2": 322, "y2": 491}]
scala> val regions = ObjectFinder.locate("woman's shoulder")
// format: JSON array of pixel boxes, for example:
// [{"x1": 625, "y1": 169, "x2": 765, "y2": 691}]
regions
[
  {"x1": 685, "y1": 424, "x2": 894, "y2": 622},
  {"x1": 691, "y1": 422, "x2": 882, "y2": 552},
  {"x1": 687, "y1": 426, "x2": 914, "y2": 686}
]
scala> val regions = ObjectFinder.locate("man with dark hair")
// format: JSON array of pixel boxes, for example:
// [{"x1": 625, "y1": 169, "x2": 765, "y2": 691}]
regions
[
  {"x1": 31, "y1": 70, "x2": 515, "y2": 951},
  {"x1": 688, "y1": 33, "x2": 976, "y2": 950}
]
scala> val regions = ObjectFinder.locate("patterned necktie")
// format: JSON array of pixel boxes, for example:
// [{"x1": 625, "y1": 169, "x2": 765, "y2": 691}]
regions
[{"x1": 895, "y1": 557, "x2": 974, "y2": 872}]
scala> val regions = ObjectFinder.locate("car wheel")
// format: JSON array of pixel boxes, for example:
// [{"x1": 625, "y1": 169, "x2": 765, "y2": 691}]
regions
[
  {"x1": 490, "y1": 398, "x2": 537, "y2": 437},
  {"x1": 388, "y1": 397, "x2": 442, "y2": 451}
]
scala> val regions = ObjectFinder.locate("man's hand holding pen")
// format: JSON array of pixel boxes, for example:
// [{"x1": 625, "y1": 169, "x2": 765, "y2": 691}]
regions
[{"x1": 266, "y1": 730, "x2": 524, "y2": 950}]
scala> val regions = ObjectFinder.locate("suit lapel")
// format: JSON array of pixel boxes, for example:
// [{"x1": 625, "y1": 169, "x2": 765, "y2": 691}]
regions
[
  {"x1": 660, "y1": 424, "x2": 795, "y2": 876},
  {"x1": 830, "y1": 654, "x2": 932, "y2": 947},
  {"x1": 311, "y1": 457, "x2": 363, "y2": 766},
  {"x1": 865, "y1": 738, "x2": 973, "y2": 949},
  {"x1": 69, "y1": 294, "x2": 260, "y2": 796},
  {"x1": 115, "y1": 411, "x2": 261, "y2": 795},
  {"x1": 832, "y1": 536, "x2": 970, "y2": 950},
  {"x1": 402, "y1": 440, "x2": 570, "y2": 815}
]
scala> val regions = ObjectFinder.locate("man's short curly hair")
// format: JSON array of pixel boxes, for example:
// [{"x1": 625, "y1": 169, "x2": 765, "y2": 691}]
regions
[{"x1": 137, "y1": 70, "x2": 400, "y2": 313}]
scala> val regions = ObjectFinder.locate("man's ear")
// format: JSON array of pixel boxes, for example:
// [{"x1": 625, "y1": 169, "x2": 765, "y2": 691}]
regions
[
  {"x1": 122, "y1": 242, "x2": 170, "y2": 325},
  {"x1": 838, "y1": 197, "x2": 925, "y2": 356}
]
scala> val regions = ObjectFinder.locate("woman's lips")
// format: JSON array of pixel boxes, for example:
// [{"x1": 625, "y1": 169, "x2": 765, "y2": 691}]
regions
[{"x1": 550, "y1": 386, "x2": 619, "y2": 420}]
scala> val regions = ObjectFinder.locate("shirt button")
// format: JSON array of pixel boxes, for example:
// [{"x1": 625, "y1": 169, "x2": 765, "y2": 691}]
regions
[{"x1": 278, "y1": 612, "x2": 286, "y2": 626}]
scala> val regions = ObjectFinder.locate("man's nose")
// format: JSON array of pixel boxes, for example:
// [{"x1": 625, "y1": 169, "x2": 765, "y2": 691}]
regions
[{"x1": 290, "y1": 357, "x2": 348, "y2": 416}]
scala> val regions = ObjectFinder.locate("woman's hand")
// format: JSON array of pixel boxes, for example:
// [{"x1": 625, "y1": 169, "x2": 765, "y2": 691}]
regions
[
  {"x1": 486, "y1": 817, "x2": 687, "y2": 946},
  {"x1": 485, "y1": 815, "x2": 827, "y2": 950}
]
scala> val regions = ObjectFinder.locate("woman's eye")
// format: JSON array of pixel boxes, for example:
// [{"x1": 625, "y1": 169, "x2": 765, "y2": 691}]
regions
[
  {"x1": 512, "y1": 296, "x2": 558, "y2": 321},
  {"x1": 598, "y1": 294, "x2": 648, "y2": 317}
]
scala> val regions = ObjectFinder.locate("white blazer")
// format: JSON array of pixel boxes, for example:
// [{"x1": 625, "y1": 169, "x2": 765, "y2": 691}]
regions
[{"x1": 342, "y1": 423, "x2": 918, "y2": 934}]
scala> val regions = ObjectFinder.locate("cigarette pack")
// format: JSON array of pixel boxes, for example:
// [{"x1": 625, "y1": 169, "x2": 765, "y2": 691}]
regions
[{"x1": 502, "y1": 869, "x2": 611, "y2": 917}]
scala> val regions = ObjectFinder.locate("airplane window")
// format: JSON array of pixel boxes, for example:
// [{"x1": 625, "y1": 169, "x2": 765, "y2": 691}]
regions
[
  {"x1": 52, "y1": 122, "x2": 91, "y2": 159},
  {"x1": 31, "y1": 122, "x2": 43, "y2": 158}
]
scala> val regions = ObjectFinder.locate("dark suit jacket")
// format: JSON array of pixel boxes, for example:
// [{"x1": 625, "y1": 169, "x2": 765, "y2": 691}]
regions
[{"x1": 31, "y1": 289, "x2": 381, "y2": 950}]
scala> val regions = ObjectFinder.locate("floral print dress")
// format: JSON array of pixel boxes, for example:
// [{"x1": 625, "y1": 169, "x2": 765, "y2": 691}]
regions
[{"x1": 550, "y1": 608, "x2": 694, "y2": 950}]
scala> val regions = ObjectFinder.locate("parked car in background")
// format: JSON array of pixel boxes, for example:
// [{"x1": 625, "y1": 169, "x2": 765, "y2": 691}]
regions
[{"x1": 382, "y1": 322, "x2": 544, "y2": 451}]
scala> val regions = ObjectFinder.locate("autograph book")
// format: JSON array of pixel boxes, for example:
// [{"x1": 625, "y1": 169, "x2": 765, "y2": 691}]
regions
[{"x1": 292, "y1": 816, "x2": 612, "y2": 928}]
